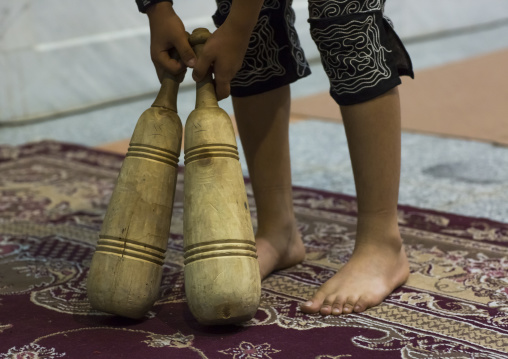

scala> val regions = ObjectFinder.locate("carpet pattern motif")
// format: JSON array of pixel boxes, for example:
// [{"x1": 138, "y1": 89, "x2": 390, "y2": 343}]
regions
[{"x1": 0, "y1": 142, "x2": 507, "y2": 358}]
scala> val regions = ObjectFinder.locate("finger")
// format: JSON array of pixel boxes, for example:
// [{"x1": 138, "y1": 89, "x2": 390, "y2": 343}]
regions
[
  {"x1": 192, "y1": 55, "x2": 213, "y2": 83},
  {"x1": 153, "y1": 51, "x2": 186, "y2": 75},
  {"x1": 173, "y1": 36, "x2": 196, "y2": 68},
  {"x1": 214, "y1": 78, "x2": 230, "y2": 101}
]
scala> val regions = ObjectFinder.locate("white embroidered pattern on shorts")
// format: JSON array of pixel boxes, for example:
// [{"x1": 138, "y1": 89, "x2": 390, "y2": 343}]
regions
[
  {"x1": 308, "y1": 0, "x2": 384, "y2": 19},
  {"x1": 285, "y1": 0, "x2": 311, "y2": 77},
  {"x1": 231, "y1": 15, "x2": 287, "y2": 88},
  {"x1": 310, "y1": 14, "x2": 392, "y2": 95}
]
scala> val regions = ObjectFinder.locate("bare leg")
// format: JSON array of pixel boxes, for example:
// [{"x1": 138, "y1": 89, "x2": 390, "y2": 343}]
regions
[
  {"x1": 301, "y1": 88, "x2": 409, "y2": 315},
  {"x1": 232, "y1": 85, "x2": 306, "y2": 279}
]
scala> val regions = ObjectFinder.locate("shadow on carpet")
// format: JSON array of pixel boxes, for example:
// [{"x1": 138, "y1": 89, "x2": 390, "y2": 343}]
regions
[{"x1": 0, "y1": 141, "x2": 507, "y2": 358}]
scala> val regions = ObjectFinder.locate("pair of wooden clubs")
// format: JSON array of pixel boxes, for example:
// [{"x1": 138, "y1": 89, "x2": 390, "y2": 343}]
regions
[{"x1": 87, "y1": 28, "x2": 261, "y2": 325}]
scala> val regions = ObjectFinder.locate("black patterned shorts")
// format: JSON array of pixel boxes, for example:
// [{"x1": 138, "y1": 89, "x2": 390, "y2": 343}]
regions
[{"x1": 213, "y1": 0, "x2": 414, "y2": 105}]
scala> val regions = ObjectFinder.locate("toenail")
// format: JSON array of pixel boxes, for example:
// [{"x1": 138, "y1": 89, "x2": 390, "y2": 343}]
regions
[
  {"x1": 303, "y1": 301, "x2": 313, "y2": 307},
  {"x1": 354, "y1": 305, "x2": 361, "y2": 312},
  {"x1": 332, "y1": 308, "x2": 341, "y2": 315}
]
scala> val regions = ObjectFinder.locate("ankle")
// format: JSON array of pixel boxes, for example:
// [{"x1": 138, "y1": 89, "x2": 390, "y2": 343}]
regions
[
  {"x1": 256, "y1": 216, "x2": 298, "y2": 240},
  {"x1": 356, "y1": 209, "x2": 399, "y2": 232},
  {"x1": 354, "y1": 213, "x2": 402, "y2": 250}
]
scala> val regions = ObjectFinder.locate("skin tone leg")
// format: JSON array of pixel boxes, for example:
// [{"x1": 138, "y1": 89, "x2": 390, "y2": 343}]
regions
[
  {"x1": 300, "y1": 87, "x2": 410, "y2": 315},
  {"x1": 232, "y1": 85, "x2": 306, "y2": 279}
]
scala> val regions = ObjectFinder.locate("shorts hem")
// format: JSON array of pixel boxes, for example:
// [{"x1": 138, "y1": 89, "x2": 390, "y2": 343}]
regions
[
  {"x1": 331, "y1": 77, "x2": 401, "y2": 106},
  {"x1": 231, "y1": 69, "x2": 311, "y2": 98}
]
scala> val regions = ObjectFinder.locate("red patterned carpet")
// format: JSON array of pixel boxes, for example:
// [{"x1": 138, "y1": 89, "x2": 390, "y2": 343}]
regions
[{"x1": 1, "y1": 141, "x2": 507, "y2": 358}]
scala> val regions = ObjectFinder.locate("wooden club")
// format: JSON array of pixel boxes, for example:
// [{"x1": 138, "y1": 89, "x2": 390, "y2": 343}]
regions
[
  {"x1": 183, "y1": 28, "x2": 261, "y2": 325},
  {"x1": 87, "y1": 62, "x2": 183, "y2": 319}
]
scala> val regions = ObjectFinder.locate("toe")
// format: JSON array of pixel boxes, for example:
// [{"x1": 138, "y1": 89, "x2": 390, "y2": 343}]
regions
[
  {"x1": 342, "y1": 297, "x2": 358, "y2": 315},
  {"x1": 342, "y1": 304, "x2": 353, "y2": 314},
  {"x1": 320, "y1": 305, "x2": 332, "y2": 316},
  {"x1": 353, "y1": 294, "x2": 377, "y2": 313},
  {"x1": 319, "y1": 295, "x2": 336, "y2": 316},
  {"x1": 300, "y1": 290, "x2": 327, "y2": 314},
  {"x1": 331, "y1": 296, "x2": 345, "y2": 316},
  {"x1": 353, "y1": 299, "x2": 367, "y2": 313}
]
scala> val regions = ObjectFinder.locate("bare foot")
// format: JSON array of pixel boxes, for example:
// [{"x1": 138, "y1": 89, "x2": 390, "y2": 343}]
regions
[
  {"x1": 300, "y1": 233, "x2": 409, "y2": 315},
  {"x1": 256, "y1": 220, "x2": 306, "y2": 279}
]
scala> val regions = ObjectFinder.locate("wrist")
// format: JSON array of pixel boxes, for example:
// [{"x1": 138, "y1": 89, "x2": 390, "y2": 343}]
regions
[
  {"x1": 146, "y1": 1, "x2": 175, "y2": 22},
  {"x1": 138, "y1": 0, "x2": 173, "y2": 15}
]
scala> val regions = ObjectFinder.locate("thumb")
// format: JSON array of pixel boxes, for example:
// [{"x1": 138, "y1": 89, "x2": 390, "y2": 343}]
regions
[
  {"x1": 173, "y1": 37, "x2": 196, "y2": 68},
  {"x1": 192, "y1": 54, "x2": 212, "y2": 83}
]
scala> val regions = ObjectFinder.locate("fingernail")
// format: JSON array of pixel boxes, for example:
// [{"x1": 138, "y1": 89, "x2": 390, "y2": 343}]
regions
[
  {"x1": 303, "y1": 301, "x2": 312, "y2": 307},
  {"x1": 187, "y1": 58, "x2": 196, "y2": 68}
]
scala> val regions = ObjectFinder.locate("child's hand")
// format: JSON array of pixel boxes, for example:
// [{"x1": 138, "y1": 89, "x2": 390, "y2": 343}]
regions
[
  {"x1": 146, "y1": 2, "x2": 196, "y2": 82},
  {"x1": 192, "y1": 21, "x2": 251, "y2": 100}
]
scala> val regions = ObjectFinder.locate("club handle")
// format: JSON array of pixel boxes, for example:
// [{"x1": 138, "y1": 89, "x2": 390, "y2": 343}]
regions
[{"x1": 189, "y1": 28, "x2": 217, "y2": 108}]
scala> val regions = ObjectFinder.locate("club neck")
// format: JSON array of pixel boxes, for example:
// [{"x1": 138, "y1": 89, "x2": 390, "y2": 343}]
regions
[{"x1": 152, "y1": 76, "x2": 179, "y2": 112}]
